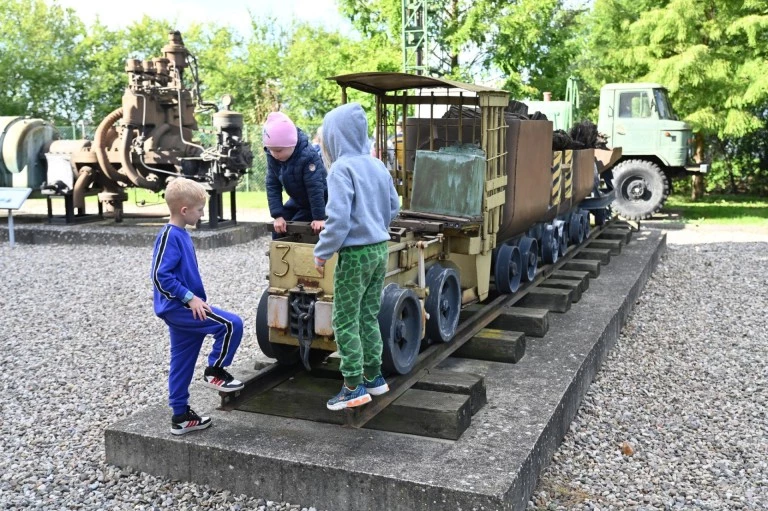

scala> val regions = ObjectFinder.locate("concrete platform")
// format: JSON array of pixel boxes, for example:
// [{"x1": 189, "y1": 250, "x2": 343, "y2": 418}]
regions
[
  {"x1": 0, "y1": 214, "x2": 269, "y2": 249},
  {"x1": 105, "y1": 228, "x2": 666, "y2": 511}
]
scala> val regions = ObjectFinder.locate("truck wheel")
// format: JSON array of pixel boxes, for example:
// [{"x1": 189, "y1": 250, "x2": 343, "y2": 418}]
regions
[{"x1": 611, "y1": 160, "x2": 669, "y2": 220}]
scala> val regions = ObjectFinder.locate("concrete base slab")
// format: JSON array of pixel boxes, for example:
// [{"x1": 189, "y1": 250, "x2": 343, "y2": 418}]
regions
[
  {"x1": 0, "y1": 214, "x2": 269, "y2": 249},
  {"x1": 105, "y1": 228, "x2": 666, "y2": 511}
]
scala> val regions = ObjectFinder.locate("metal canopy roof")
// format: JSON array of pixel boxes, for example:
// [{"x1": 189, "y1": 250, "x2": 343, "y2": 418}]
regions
[{"x1": 329, "y1": 72, "x2": 507, "y2": 95}]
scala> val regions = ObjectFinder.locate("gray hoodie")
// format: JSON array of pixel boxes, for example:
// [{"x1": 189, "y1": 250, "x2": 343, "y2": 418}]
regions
[{"x1": 313, "y1": 103, "x2": 400, "y2": 263}]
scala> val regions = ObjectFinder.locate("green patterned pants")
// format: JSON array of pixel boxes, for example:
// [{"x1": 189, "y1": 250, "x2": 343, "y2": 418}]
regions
[{"x1": 332, "y1": 241, "x2": 388, "y2": 386}]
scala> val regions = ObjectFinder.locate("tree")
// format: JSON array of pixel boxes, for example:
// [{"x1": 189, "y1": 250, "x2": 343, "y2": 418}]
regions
[
  {"x1": 77, "y1": 16, "x2": 173, "y2": 123},
  {"x1": 0, "y1": 0, "x2": 86, "y2": 122},
  {"x1": 486, "y1": 0, "x2": 589, "y2": 98},
  {"x1": 279, "y1": 23, "x2": 400, "y2": 128}
]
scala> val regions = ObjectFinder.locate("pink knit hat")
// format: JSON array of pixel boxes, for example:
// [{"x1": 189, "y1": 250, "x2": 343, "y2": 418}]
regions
[{"x1": 262, "y1": 112, "x2": 298, "y2": 148}]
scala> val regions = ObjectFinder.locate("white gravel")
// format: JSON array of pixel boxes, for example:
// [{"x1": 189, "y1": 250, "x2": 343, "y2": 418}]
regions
[
  {"x1": 531, "y1": 227, "x2": 768, "y2": 510},
  {"x1": 1, "y1": 225, "x2": 766, "y2": 510}
]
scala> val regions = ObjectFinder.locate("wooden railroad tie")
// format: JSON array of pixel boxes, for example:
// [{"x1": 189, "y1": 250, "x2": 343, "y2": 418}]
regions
[
  {"x1": 540, "y1": 278, "x2": 582, "y2": 303},
  {"x1": 575, "y1": 247, "x2": 612, "y2": 265},
  {"x1": 562, "y1": 259, "x2": 600, "y2": 278},
  {"x1": 236, "y1": 359, "x2": 488, "y2": 440},
  {"x1": 599, "y1": 228, "x2": 633, "y2": 244},
  {"x1": 550, "y1": 269, "x2": 590, "y2": 292},
  {"x1": 453, "y1": 328, "x2": 526, "y2": 366},
  {"x1": 586, "y1": 238, "x2": 623, "y2": 255}
]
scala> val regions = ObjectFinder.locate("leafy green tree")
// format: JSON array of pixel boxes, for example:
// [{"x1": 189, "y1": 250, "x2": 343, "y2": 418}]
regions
[
  {"x1": 279, "y1": 23, "x2": 400, "y2": 128},
  {"x1": 486, "y1": 0, "x2": 588, "y2": 99},
  {"x1": 0, "y1": 0, "x2": 86, "y2": 122},
  {"x1": 77, "y1": 16, "x2": 173, "y2": 122}
]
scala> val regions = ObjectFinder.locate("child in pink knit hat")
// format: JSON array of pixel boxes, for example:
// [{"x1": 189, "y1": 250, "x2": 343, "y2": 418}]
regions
[{"x1": 263, "y1": 112, "x2": 328, "y2": 237}]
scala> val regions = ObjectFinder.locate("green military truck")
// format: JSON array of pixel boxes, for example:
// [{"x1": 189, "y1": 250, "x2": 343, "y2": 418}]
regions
[
  {"x1": 597, "y1": 83, "x2": 708, "y2": 220},
  {"x1": 525, "y1": 82, "x2": 708, "y2": 220}
]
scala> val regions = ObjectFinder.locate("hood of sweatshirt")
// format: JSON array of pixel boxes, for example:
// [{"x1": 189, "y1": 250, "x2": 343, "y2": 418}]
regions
[{"x1": 321, "y1": 103, "x2": 370, "y2": 164}]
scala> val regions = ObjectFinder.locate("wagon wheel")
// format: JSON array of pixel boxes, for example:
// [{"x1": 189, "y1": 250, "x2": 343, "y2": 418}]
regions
[
  {"x1": 569, "y1": 214, "x2": 585, "y2": 245},
  {"x1": 557, "y1": 222, "x2": 568, "y2": 256},
  {"x1": 494, "y1": 244, "x2": 522, "y2": 294},
  {"x1": 256, "y1": 288, "x2": 300, "y2": 365},
  {"x1": 378, "y1": 284, "x2": 422, "y2": 375},
  {"x1": 541, "y1": 225, "x2": 559, "y2": 264},
  {"x1": 580, "y1": 210, "x2": 591, "y2": 238},
  {"x1": 593, "y1": 207, "x2": 609, "y2": 226},
  {"x1": 425, "y1": 265, "x2": 461, "y2": 343},
  {"x1": 517, "y1": 237, "x2": 538, "y2": 282}
]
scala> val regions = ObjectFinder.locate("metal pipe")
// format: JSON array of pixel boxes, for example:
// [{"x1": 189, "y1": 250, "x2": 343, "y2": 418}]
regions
[
  {"x1": 415, "y1": 235, "x2": 442, "y2": 289},
  {"x1": 93, "y1": 108, "x2": 128, "y2": 185},
  {"x1": 73, "y1": 165, "x2": 95, "y2": 209},
  {"x1": 176, "y1": 87, "x2": 206, "y2": 152}
]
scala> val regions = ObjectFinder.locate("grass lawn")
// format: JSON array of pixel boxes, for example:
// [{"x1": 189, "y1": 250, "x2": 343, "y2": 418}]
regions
[
  {"x1": 122, "y1": 188, "x2": 271, "y2": 210},
  {"x1": 663, "y1": 194, "x2": 768, "y2": 226},
  {"x1": 22, "y1": 188, "x2": 271, "y2": 210}
]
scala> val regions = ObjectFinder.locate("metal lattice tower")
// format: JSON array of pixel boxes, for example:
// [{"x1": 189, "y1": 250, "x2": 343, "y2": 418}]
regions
[{"x1": 402, "y1": 0, "x2": 429, "y2": 75}]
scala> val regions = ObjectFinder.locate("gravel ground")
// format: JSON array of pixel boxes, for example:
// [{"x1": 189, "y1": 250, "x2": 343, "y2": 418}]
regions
[
  {"x1": 1, "y1": 225, "x2": 766, "y2": 510},
  {"x1": 531, "y1": 227, "x2": 768, "y2": 510}
]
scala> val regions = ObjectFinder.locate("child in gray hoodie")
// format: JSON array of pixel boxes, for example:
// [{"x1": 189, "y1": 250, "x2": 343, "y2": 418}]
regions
[{"x1": 313, "y1": 103, "x2": 400, "y2": 411}]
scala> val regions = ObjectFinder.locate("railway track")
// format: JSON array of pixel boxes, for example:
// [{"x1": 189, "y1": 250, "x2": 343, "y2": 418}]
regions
[{"x1": 219, "y1": 219, "x2": 636, "y2": 438}]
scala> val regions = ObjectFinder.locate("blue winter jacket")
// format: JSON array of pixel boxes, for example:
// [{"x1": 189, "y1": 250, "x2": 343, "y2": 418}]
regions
[
  {"x1": 313, "y1": 103, "x2": 400, "y2": 262},
  {"x1": 265, "y1": 128, "x2": 328, "y2": 220}
]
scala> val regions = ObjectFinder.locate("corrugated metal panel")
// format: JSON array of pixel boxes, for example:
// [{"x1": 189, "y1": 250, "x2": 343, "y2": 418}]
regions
[{"x1": 329, "y1": 72, "x2": 507, "y2": 95}]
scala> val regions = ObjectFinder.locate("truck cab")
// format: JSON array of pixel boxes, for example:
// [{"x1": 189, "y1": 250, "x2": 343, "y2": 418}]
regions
[
  {"x1": 597, "y1": 83, "x2": 708, "y2": 220},
  {"x1": 598, "y1": 83, "x2": 691, "y2": 168}
]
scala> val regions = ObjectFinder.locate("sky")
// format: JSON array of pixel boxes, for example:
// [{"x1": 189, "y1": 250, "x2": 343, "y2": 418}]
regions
[{"x1": 56, "y1": 0, "x2": 354, "y2": 35}]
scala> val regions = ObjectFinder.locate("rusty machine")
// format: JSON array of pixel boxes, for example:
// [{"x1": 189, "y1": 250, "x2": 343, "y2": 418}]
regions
[
  {"x1": 256, "y1": 72, "x2": 616, "y2": 373},
  {"x1": 0, "y1": 31, "x2": 252, "y2": 226}
]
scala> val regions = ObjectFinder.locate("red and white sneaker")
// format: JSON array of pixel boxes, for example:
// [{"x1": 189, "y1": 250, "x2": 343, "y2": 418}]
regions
[
  {"x1": 170, "y1": 407, "x2": 212, "y2": 436},
  {"x1": 202, "y1": 366, "x2": 244, "y2": 393}
]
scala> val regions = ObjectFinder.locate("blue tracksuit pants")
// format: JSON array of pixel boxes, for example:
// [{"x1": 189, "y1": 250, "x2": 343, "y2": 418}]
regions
[{"x1": 163, "y1": 306, "x2": 243, "y2": 416}]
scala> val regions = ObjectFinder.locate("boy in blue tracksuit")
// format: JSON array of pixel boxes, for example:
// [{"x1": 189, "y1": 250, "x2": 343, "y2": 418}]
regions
[
  {"x1": 313, "y1": 103, "x2": 400, "y2": 410},
  {"x1": 150, "y1": 178, "x2": 244, "y2": 435}
]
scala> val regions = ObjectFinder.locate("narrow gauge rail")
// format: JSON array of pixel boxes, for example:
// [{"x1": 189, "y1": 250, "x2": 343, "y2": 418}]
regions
[{"x1": 220, "y1": 219, "x2": 621, "y2": 428}]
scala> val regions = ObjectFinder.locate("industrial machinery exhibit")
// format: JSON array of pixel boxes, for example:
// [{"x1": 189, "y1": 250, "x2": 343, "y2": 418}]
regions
[{"x1": 0, "y1": 31, "x2": 253, "y2": 227}]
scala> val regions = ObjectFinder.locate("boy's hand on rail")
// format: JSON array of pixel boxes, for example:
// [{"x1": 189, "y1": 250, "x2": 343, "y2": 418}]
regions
[
  {"x1": 273, "y1": 217, "x2": 287, "y2": 233},
  {"x1": 310, "y1": 220, "x2": 325, "y2": 234}
]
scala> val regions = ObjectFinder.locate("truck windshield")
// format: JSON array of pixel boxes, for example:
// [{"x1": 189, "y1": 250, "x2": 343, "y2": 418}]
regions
[{"x1": 653, "y1": 89, "x2": 677, "y2": 120}]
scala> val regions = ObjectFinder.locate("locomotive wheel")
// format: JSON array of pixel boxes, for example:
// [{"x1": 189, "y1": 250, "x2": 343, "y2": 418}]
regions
[
  {"x1": 611, "y1": 159, "x2": 669, "y2": 220},
  {"x1": 378, "y1": 284, "x2": 422, "y2": 375},
  {"x1": 517, "y1": 237, "x2": 538, "y2": 282},
  {"x1": 541, "y1": 225, "x2": 559, "y2": 264},
  {"x1": 494, "y1": 244, "x2": 522, "y2": 294},
  {"x1": 425, "y1": 264, "x2": 461, "y2": 343},
  {"x1": 256, "y1": 288, "x2": 300, "y2": 365}
]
